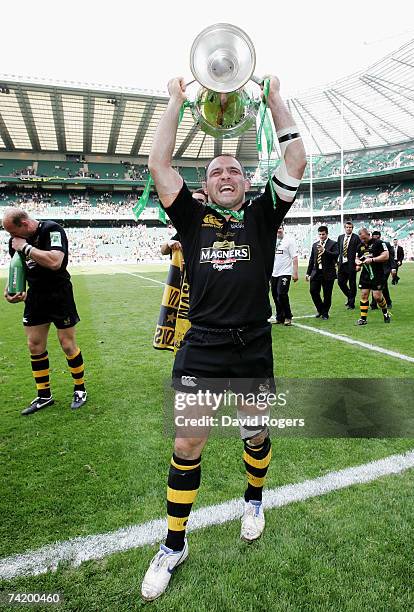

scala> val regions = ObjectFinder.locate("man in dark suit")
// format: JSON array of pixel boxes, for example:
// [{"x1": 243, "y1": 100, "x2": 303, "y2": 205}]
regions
[
  {"x1": 391, "y1": 238, "x2": 404, "y2": 285},
  {"x1": 337, "y1": 221, "x2": 361, "y2": 309},
  {"x1": 370, "y1": 231, "x2": 395, "y2": 309},
  {"x1": 306, "y1": 226, "x2": 339, "y2": 319}
]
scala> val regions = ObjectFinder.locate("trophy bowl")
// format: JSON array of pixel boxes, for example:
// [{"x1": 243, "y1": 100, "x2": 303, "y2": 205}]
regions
[
  {"x1": 188, "y1": 23, "x2": 261, "y2": 139},
  {"x1": 190, "y1": 23, "x2": 256, "y2": 94},
  {"x1": 191, "y1": 87, "x2": 258, "y2": 139}
]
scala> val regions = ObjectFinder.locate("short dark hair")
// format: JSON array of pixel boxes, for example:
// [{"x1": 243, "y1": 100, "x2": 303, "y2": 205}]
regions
[
  {"x1": 318, "y1": 225, "x2": 328, "y2": 233},
  {"x1": 345, "y1": 221, "x2": 353, "y2": 227},
  {"x1": 5, "y1": 209, "x2": 29, "y2": 228},
  {"x1": 372, "y1": 231, "x2": 381, "y2": 237},
  {"x1": 205, "y1": 154, "x2": 246, "y2": 179}
]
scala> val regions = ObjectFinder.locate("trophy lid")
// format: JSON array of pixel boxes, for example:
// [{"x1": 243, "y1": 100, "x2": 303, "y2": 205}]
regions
[{"x1": 190, "y1": 23, "x2": 256, "y2": 94}]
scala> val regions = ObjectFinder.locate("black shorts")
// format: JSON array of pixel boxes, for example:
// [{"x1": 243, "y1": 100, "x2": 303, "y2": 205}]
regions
[
  {"x1": 172, "y1": 323, "x2": 275, "y2": 394},
  {"x1": 271, "y1": 275, "x2": 291, "y2": 296},
  {"x1": 359, "y1": 274, "x2": 386, "y2": 291},
  {"x1": 23, "y1": 283, "x2": 80, "y2": 328}
]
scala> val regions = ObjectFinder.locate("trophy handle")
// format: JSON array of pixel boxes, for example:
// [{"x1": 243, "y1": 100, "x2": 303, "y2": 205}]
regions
[{"x1": 251, "y1": 74, "x2": 263, "y2": 86}]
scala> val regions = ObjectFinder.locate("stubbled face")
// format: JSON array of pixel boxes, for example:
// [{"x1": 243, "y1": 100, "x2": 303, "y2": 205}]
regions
[
  {"x1": 359, "y1": 231, "x2": 370, "y2": 245},
  {"x1": 394, "y1": 240, "x2": 398, "y2": 245},
  {"x1": 345, "y1": 224, "x2": 353, "y2": 235},
  {"x1": 205, "y1": 156, "x2": 249, "y2": 208},
  {"x1": 318, "y1": 231, "x2": 328, "y2": 242},
  {"x1": 372, "y1": 234, "x2": 380, "y2": 241}
]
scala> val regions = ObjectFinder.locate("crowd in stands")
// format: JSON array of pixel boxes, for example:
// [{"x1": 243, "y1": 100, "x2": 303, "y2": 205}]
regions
[
  {"x1": 66, "y1": 225, "x2": 171, "y2": 264},
  {"x1": 0, "y1": 190, "x2": 162, "y2": 217},
  {"x1": 260, "y1": 146, "x2": 414, "y2": 182},
  {"x1": 292, "y1": 183, "x2": 414, "y2": 213},
  {"x1": 0, "y1": 224, "x2": 173, "y2": 266},
  {"x1": 0, "y1": 160, "x2": 203, "y2": 183},
  {"x1": 1, "y1": 217, "x2": 413, "y2": 267},
  {"x1": 7, "y1": 165, "x2": 35, "y2": 177},
  {"x1": 2, "y1": 144, "x2": 414, "y2": 185},
  {"x1": 1, "y1": 180, "x2": 414, "y2": 219}
]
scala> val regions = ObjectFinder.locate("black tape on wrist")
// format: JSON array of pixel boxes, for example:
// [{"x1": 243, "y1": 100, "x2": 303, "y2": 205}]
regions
[{"x1": 22, "y1": 244, "x2": 33, "y2": 258}]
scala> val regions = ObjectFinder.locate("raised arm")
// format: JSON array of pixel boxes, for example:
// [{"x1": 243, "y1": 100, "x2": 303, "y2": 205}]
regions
[
  {"x1": 265, "y1": 76, "x2": 307, "y2": 202},
  {"x1": 11, "y1": 237, "x2": 64, "y2": 271},
  {"x1": 148, "y1": 78, "x2": 186, "y2": 208}
]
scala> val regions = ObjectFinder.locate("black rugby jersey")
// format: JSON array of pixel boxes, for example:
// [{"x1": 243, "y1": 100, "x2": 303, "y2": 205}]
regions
[
  {"x1": 9, "y1": 220, "x2": 70, "y2": 288},
  {"x1": 164, "y1": 181, "x2": 292, "y2": 327},
  {"x1": 357, "y1": 239, "x2": 388, "y2": 280}
]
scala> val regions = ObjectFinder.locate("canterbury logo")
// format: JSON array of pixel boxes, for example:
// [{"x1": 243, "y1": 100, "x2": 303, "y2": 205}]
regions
[
  {"x1": 202, "y1": 214, "x2": 223, "y2": 228},
  {"x1": 181, "y1": 376, "x2": 197, "y2": 387}
]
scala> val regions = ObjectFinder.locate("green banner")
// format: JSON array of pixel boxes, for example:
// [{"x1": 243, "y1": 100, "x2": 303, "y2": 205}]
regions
[
  {"x1": 256, "y1": 79, "x2": 277, "y2": 206},
  {"x1": 158, "y1": 202, "x2": 167, "y2": 225},
  {"x1": 132, "y1": 175, "x2": 153, "y2": 220}
]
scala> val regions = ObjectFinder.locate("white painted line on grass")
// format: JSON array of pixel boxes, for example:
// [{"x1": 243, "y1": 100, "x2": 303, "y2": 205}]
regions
[
  {"x1": 1, "y1": 449, "x2": 414, "y2": 580},
  {"x1": 292, "y1": 321, "x2": 414, "y2": 364},
  {"x1": 113, "y1": 269, "x2": 165, "y2": 286},
  {"x1": 115, "y1": 269, "x2": 413, "y2": 363}
]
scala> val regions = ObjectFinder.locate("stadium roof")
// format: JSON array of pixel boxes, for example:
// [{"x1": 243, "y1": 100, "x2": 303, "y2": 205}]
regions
[{"x1": 0, "y1": 39, "x2": 413, "y2": 160}]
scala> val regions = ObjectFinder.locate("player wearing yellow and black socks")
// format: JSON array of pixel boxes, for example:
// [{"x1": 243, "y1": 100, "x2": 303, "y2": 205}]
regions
[
  {"x1": 3, "y1": 208, "x2": 87, "y2": 415},
  {"x1": 141, "y1": 74, "x2": 306, "y2": 602},
  {"x1": 355, "y1": 228, "x2": 391, "y2": 326}
]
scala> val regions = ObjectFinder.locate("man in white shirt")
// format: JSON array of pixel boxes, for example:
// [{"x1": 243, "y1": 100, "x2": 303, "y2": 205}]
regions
[{"x1": 269, "y1": 225, "x2": 298, "y2": 326}]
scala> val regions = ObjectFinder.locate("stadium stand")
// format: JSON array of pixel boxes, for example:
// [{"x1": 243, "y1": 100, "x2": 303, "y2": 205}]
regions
[
  {"x1": 36, "y1": 160, "x2": 83, "y2": 178},
  {"x1": 2, "y1": 144, "x2": 414, "y2": 185},
  {"x1": 0, "y1": 159, "x2": 34, "y2": 176},
  {"x1": 86, "y1": 162, "x2": 126, "y2": 180},
  {"x1": 2, "y1": 216, "x2": 412, "y2": 266}
]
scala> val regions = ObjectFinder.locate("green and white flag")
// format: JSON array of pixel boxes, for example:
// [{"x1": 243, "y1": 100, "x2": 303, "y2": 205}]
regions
[{"x1": 132, "y1": 175, "x2": 153, "y2": 220}]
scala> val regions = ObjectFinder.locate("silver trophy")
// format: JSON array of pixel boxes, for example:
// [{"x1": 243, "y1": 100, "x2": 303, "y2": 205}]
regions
[{"x1": 189, "y1": 23, "x2": 262, "y2": 139}]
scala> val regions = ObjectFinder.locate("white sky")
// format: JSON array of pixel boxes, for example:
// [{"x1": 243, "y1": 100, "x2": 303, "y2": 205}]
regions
[{"x1": 1, "y1": 0, "x2": 414, "y2": 97}]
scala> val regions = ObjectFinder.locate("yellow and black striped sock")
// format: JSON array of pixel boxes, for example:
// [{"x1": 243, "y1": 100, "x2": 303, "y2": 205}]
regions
[
  {"x1": 30, "y1": 351, "x2": 51, "y2": 398},
  {"x1": 243, "y1": 435, "x2": 272, "y2": 502},
  {"x1": 165, "y1": 453, "x2": 201, "y2": 551},
  {"x1": 378, "y1": 297, "x2": 388, "y2": 314},
  {"x1": 360, "y1": 300, "x2": 369, "y2": 320},
  {"x1": 66, "y1": 348, "x2": 85, "y2": 392}
]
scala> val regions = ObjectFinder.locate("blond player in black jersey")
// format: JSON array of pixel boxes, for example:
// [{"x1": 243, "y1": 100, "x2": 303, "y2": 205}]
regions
[{"x1": 3, "y1": 208, "x2": 87, "y2": 414}]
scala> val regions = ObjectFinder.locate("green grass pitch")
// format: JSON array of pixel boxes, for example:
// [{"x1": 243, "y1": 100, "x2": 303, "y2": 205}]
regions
[{"x1": 0, "y1": 263, "x2": 413, "y2": 611}]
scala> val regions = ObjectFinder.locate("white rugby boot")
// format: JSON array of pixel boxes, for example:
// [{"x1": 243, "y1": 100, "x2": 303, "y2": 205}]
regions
[
  {"x1": 141, "y1": 539, "x2": 188, "y2": 601},
  {"x1": 241, "y1": 500, "x2": 265, "y2": 542}
]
